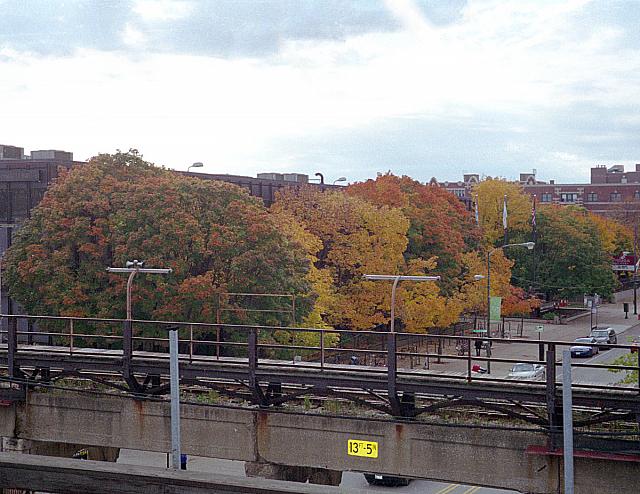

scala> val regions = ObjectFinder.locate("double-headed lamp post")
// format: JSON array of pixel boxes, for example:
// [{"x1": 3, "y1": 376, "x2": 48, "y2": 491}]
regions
[
  {"x1": 106, "y1": 261, "x2": 181, "y2": 470},
  {"x1": 106, "y1": 260, "x2": 172, "y2": 320},
  {"x1": 486, "y1": 242, "x2": 535, "y2": 374},
  {"x1": 364, "y1": 274, "x2": 441, "y2": 411}
]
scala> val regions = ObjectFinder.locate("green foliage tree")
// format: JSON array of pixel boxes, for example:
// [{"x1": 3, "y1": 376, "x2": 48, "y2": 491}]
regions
[
  {"x1": 610, "y1": 351, "x2": 639, "y2": 385},
  {"x1": 530, "y1": 206, "x2": 616, "y2": 299},
  {"x1": 5, "y1": 151, "x2": 311, "y2": 329}
]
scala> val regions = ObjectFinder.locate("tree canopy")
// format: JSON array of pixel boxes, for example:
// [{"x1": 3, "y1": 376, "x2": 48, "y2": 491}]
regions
[
  {"x1": 347, "y1": 173, "x2": 480, "y2": 288},
  {"x1": 532, "y1": 206, "x2": 616, "y2": 299},
  {"x1": 5, "y1": 151, "x2": 311, "y2": 323}
]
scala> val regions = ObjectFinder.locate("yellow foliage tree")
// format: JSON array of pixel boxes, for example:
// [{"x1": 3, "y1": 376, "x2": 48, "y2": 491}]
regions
[
  {"x1": 473, "y1": 179, "x2": 532, "y2": 245},
  {"x1": 272, "y1": 187, "x2": 410, "y2": 330},
  {"x1": 455, "y1": 250, "x2": 534, "y2": 317},
  {"x1": 270, "y1": 209, "x2": 340, "y2": 348},
  {"x1": 588, "y1": 212, "x2": 632, "y2": 255}
]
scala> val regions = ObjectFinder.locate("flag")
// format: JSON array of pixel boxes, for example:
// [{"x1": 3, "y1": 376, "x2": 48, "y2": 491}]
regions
[
  {"x1": 502, "y1": 195, "x2": 508, "y2": 230},
  {"x1": 474, "y1": 195, "x2": 479, "y2": 226},
  {"x1": 531, "y1": 195, "x2": 537, "y2": 230}
]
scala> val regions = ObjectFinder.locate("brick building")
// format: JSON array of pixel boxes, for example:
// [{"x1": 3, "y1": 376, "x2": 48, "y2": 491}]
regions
[{"x1": 438, "y1": 164, "x2": 640, "y2": 218}]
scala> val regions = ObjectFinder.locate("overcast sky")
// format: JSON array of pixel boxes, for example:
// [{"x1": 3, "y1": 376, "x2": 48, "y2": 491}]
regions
[{"x1": 1, "y1": 0, "x2": 639, "y2": 184}]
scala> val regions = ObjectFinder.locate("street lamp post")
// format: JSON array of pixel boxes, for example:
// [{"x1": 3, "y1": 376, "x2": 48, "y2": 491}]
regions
[
  {"x1": 486, "y1": 242, "x2": 534, "y2": 374},
  {"x1": 332, "y1": 177, "x2": 347, "y2": 185},
  {"x1": 187, "y1": 162, "x2": 203, "y2": 173},
  {"x1": 363, "y1": 275, "x2": 441, "y2": 334},
  {"x1": 364, "y1": 274, "x2": 441, "y2": 415},
  {"x1": 106, "y1": 260, "x2": 172, "y2": 320},
  {"x1": 106, "y1": 261, "x2": 179, "y2": 467}
]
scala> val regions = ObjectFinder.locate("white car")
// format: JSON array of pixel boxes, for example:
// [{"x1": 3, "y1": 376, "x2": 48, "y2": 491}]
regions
[{"x1": 508, "y1": 363, "x2": 546, "y2": 380}]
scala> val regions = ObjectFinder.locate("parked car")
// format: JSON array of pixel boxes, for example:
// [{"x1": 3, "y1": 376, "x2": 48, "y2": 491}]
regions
[
  {"x1": 508, "y1": 363, "x2": 546, "y2": 380},
  {"x1": 570, "y1": 337, "x2": 600, "y2": 358},
  {"x1": 589, "y1": 327, "x2": 617, "y2": 348},
  {"x1": 364, "y1": 473, "x2": 411, "y2": 487}
]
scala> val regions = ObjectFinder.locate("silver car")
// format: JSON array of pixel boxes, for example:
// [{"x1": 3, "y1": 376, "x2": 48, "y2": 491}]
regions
[
  {"x1": 589, "y1": 327, "x2": 617, "y2": 348},
  {"x1": 570, "y1": 337, "x2": 600, "y2": 357},
  {"x1": 508, "y1": 363, "x2": 546, "y2": 380}
]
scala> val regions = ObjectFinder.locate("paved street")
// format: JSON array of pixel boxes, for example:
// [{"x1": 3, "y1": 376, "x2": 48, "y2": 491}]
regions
[
  {"x1": 406, "y1": 302, "x2": 640, "y2": 385},
  {"x1": 117, "y1": 449, "x2": 515, "y2": 493}
]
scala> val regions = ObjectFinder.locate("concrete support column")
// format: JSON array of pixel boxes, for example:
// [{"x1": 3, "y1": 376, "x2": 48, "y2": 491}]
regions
[{"x1": 245, "y1": 461, "x2": 342, "y2": 486}]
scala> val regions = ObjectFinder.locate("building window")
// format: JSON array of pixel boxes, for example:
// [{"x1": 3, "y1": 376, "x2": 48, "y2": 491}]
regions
[
  {"x1": 586, "y1": 192, "x2": 598, "y2": 202},
  {"x1": 634, "y1": 191, "x2": 640, "y2": 200},
  {"x1": 541, "y1": 193, "x2": 552, "y2": 203},
  {"x1": 560, "y1": 193, "x2": 578, "y2": 203},
  {"x1": 452, "y1": 189, "x2": 466, "y2": 198},
  {"x1": 610, "y1": 192, "x2": 622, "y2": 202}
]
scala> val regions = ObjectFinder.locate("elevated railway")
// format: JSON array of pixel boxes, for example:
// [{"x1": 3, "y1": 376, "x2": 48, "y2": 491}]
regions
[{"x1": 2, "y1": 313, "x2": 639, "y2": 428}]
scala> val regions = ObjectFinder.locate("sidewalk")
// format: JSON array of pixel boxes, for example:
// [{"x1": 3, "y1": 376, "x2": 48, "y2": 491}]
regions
[{"x1": 400, "y1": 303, "x2": 640, "y2": 377}]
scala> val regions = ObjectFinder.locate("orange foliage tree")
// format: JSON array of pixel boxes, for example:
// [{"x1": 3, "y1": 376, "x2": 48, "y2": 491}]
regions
[
  {"x1": 273, "y1": 186, "x2": 462, "y2": 332},
  {"x1": 5, "y1": 151, "x2": 311, "y2": 325},
  {"x1": 347, "y1": 173, "x2": 480, "y2": 293}
]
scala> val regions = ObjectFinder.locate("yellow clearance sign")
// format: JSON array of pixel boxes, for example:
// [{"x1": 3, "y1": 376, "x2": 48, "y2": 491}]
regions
[{"x1": 347, "y1": 439, "x2": 378, "y2": 458}]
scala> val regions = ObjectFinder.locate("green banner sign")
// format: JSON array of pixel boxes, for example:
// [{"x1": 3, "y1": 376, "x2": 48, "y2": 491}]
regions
[{"x1": 490, "y1": 296, "x2": 502, "y2": 322}]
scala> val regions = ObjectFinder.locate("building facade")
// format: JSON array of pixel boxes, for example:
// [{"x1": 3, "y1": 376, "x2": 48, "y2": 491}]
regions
[
  {"x1": 0, "y1": 145, "x2": 81, "y2": 316},
  {"x1": 437, "y1": 164, "x2": 640, "y2": 218}
]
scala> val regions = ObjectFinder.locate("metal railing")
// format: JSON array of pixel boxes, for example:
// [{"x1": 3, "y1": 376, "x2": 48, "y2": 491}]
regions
[{"x1": 1, "y1": 313, "x2": 639, "y2": 395}]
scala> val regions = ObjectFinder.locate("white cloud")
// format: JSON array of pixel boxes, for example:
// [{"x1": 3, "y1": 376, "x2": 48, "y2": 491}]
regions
[
  {"x1": 1, "y1": 0, "x2": 639, "y2": 180},
  {"x1": 122, "y1": 23, "x2": 147, "y2": 47},
  {"x1": 133, "y1": 0, "x2": 194, "y2": 22}
]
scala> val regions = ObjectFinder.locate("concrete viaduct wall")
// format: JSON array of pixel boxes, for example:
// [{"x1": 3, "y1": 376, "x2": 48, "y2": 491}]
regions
[{"x1": 1, "y1": 391, "x2": 639, "y2": 494}]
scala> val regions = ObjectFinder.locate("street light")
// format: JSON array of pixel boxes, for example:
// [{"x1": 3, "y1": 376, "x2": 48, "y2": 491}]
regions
[
  {"x1": 187, "y1": 162, "x2": 203, "y2": 173},
  {"x1": 106, "y1": 261, "x2": 175, "y2": 466},
  {"x1": 485, "y1": 242, "x2": 534, "y2": 373},
  {"x1": 106, "y1": 260, "x2": 172, "y2": 319},
  {"x1": 333, "y1": 177, "x2": 347, "y2": 185},
  {"x1": 363, "y1": 275, "x2": 441, "y2": 333}
]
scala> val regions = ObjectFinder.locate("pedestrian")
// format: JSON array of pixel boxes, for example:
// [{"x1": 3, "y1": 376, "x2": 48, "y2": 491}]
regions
[
  {"x1": 484, "y1": 340, "x2": 492, "y2": 357},
  {"x1": 474, "y1": 339, "x2": 482, "y2": 356}
]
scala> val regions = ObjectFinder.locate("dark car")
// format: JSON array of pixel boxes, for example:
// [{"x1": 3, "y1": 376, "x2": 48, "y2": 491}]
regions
[
  {"x1": 589, "y1": 327, "x2": 617, "y2": 348},
  {"x1": 570, "y1": 337, "x2": 600, "y2": 358},
  {"x1": 364, "y1": 473, "x2": 411, "y2": 487}
]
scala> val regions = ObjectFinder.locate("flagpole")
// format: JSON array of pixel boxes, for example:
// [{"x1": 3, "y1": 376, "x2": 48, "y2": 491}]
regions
[{"x1": 503, "y1": 194, "x2": 508, "y2": 245}]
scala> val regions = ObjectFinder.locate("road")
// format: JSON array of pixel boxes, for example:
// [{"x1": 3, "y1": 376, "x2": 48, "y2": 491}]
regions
[
  {"x1": 116, "y1": 449, "x2": 515, "y2": 493},
  {"x1": 572, "y1": 322, "x2": 640, "y2": 385}
]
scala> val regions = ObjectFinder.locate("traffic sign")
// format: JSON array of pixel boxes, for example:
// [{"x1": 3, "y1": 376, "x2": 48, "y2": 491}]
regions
[{"x1": 536, "y1": 325, "x2": 544, "y2": 333}]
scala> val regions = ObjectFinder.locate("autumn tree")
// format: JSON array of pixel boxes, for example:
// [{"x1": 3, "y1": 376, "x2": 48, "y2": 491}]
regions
[
  {"x1": 5, "y1": 151, "x2": 311, "y2": 329},
  {"x1": 273, "y1": 186, "x2": 462, "y2": 332},
  {"x1": 473, "y1": 179, "x2": 532, "y2": 246},
  {"x1": 347, "y1": 173, "x2": 480, "y2": 293},
  {"x1": 272, "y1": 186, "x2": 410, "y2": 330},
  {"x1": 588, "y1": 212, "x2": 633, "y2": 256}
]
